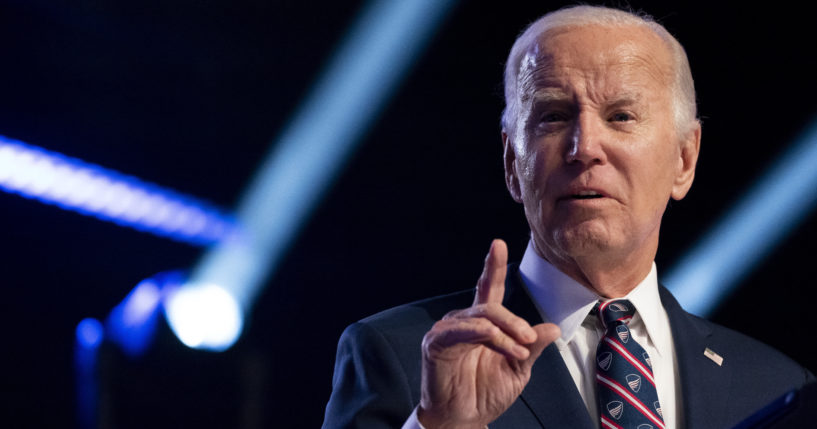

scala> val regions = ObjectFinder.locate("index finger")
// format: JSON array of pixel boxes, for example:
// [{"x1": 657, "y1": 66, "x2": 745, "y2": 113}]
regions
[{"x1": 473, "y1": 239, "x2": 508, "y2": 306}]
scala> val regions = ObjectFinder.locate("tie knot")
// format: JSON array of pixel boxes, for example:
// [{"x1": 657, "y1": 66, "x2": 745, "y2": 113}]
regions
[{"x1": 596, "y1": 299, "x2": 635, "y2": 329}]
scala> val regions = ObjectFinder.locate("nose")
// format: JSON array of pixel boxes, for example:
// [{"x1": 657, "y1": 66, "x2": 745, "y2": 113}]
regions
[{"x1": 565, "y1": 113, "x2": 606, "y2": 166}]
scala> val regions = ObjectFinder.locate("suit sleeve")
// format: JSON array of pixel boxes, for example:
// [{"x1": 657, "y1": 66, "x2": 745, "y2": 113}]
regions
[
  {"x1": 322, "y1": 322, "x2": 417, "y2": 429},
  {"x1": 805, "y1": 366, "x2": 815, "y2": 383}
]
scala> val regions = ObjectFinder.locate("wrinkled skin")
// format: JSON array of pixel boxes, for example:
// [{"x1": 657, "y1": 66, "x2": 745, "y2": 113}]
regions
[
  {"x1": 417, "y1": 23, "x2": 700, "y2": 428},
  {"x1": 503, "y1": 24, "x2": 700, "y2": 297},
  {"x1": 418, "y1": 240, "x2": 560, "y2": 428}
]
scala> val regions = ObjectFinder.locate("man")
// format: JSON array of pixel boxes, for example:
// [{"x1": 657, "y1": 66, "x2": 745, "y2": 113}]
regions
[{"x1": 322, "y1": 6, "x2": 813, "y2": 428}]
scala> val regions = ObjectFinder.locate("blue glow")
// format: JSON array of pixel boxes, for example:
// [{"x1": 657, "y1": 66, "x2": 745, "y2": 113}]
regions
[
  {"x1": 121, "y1": 280, "x2": 162, "y2": 326},
  {"x1": 76, "y1": 318, "x2": 104, "y2": 350},
  {"x1": 75, "y1": 318, "x2": 103, "y2": 429},
  {"x1": 165, "y1": 0, "x2": 455, "y2": 351},
  {"x1": 107, "y1": 271, "x2": 185, "y2": 357},
  {"x1": 665, "y1": 121, "x2": 817, "y2": 316},
  {"x1": 0, "y1": 135, "x2": 237, "y2": 246}
]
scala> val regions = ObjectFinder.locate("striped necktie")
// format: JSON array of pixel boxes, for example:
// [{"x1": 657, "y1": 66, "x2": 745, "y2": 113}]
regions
[{"x1": 595, "y1": 299, "x2": 664, "y2": 429}]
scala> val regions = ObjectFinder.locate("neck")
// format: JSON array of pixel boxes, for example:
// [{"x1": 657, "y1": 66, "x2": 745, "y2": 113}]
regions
[{"x1": 534, "y1": 239, "x2": 657, "y2": 298}]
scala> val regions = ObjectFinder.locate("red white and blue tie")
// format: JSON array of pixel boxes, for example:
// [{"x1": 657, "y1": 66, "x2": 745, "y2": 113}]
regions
[{"x1": 595, "y1": 299, "x2": 664, "y2": 429}]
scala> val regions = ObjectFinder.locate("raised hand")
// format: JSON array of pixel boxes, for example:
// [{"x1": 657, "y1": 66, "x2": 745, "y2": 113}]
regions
[{"x1": 417, "y1": 239, "x2": 561, "y2": 428}]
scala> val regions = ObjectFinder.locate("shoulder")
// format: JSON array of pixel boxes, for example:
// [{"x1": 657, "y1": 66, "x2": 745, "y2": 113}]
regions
[
  {"x1": 322, "y1": 289, "x2": 474, "y2": 428},
  {"x1": 333, "y1": 289, "x2": 473, "y2": 387},
  {"x1": 348, "y1": 262, "x2": 533, "y2": 341},
  {"x1": 661, "y1": 286, "x2": 808, "y2": 378},
  {"x1": 659, "y1": 286, "x2": 813, "y2": 425},
  {"x1": 690, "y1": 310, "x2": 805, "y2": 374},
  {"x1": 344, "y1": 288, "x2": 475, "y2": 352},
  {"x1": 659, "y1": 286, "x2": 812, "y2": 420}
]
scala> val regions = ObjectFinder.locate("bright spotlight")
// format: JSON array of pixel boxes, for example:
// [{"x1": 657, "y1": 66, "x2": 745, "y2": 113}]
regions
[{"x1": 163, "y1": 283, "x2": 243, "y2": 352}]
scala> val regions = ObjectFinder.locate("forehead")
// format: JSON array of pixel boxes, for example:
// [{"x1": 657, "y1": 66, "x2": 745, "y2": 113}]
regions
[{"x1": 517, "y1": 24, "x2": 674, "y2": 101}]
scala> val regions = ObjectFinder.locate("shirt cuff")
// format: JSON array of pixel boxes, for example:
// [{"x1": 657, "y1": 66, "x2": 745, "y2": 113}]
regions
[{"x1": 402, "y1": 407, "x2": 490, "y2": 429}]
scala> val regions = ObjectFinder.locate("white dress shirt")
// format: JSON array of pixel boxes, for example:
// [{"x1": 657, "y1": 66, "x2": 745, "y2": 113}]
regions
[
  {"x1": 404, "y1": 241, "x2": 682, "y2": 428},
  {"x1": 519, "y1": 240, "x2": 682, "y2": 429}
]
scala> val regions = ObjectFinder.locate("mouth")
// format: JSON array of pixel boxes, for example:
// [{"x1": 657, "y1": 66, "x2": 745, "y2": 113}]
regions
[{"x1": 570, "y1": 190, "x2": 604, "y2": 200}]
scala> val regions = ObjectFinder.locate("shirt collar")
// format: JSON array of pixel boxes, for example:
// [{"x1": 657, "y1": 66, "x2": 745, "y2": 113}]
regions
[
  {"x1": 518, "y1": 240, "x2": 670, "y2": 358},
  {"x1": 625, "y1": 265, "x2": 671, "y2": 358},
  {"x1": 519, "y1": 241, "x2": 598, "y2": 344}
]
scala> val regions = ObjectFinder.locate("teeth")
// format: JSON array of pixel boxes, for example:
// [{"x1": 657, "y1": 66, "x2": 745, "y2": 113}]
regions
[{"x1": 571, "y1": 190, "x2": 603, "y2": 200}]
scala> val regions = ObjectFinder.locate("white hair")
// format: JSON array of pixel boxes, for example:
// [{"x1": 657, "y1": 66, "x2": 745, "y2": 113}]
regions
[{"x1": 502, "y1": 5, "x2": 698, "y2": 138}]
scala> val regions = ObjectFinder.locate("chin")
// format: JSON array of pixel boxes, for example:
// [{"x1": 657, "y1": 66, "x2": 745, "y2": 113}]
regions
[{"x1": 549, "y1": 223, "x2": 615, "y2": 257}]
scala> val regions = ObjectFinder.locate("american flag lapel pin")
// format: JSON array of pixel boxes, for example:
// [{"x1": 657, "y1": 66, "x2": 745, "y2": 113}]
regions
[{"x1": 704, "y1": 347, "x2": 723, "y2": 366}]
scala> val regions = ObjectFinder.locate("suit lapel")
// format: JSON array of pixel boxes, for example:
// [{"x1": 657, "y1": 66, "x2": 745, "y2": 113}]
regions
[
  {"x1": 520, "y1": 345, "x2": 597, "y2": 429},
  {"x1": 503, "y1": 266, "x2": 595, "y2": 429},
  {"x1": 659, "y1": 286, "x2": 732, "y2": 429},
  {"x1": 499, "y1": 269, "x2": 734, "y2": 427}
]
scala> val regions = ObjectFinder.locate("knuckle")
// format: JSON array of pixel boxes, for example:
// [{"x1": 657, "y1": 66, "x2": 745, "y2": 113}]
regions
[
  {"x1": 442, "y1": 309, "x2": 463, "y2": 320},
  {"x1": 473, "y1": 317, "x2": 498, "y2": 335},
  {"x1": 422, "y1": 323, "x2": 448, "y2": 351},
  {"x1": 421, "y1": 330, "x2": 435, "y2": 351}
]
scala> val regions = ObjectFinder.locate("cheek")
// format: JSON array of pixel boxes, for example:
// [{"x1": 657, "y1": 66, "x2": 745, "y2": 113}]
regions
[
  {"x1": 518, "y1": 143, "x2": 560, "y2": 184},
  {"x1": 516, "y1": 154, "x2": 554, "y2": 223},
  {"x1": 631, "y1": 146, "x2": 679, "y2": 213},
  {"x1": 513, "y1": 150, "x2": 541, "y2": 193}
]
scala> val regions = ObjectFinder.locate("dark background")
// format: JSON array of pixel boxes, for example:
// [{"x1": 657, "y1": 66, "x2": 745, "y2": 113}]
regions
[{"x1": 1, "y1": 1, "x2": 815, "y2": 427}]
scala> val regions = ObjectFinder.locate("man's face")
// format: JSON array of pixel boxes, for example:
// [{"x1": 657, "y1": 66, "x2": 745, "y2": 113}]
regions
[{"x1": 504, "y1": 24, "x2": 699, "y2": 277}]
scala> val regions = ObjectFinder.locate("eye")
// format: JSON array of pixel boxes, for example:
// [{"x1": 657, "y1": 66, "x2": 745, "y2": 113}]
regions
[
  {"x1": 540, "y1": 111, "x2": 569, "y2": 123},
  {"x1": 608, "y1": 112, "x2": 634, "y2": 122}
]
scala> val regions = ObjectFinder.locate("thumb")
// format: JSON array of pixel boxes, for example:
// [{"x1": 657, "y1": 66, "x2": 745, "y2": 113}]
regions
[{"x1": 523, "y1": 323, "x2": 561, "y2": 367}]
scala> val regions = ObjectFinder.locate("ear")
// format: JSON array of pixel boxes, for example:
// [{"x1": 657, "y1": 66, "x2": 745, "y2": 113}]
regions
[
  {"x1": 670, "y1": 122, "x2": 701, "y2": 201},
  {"x1": 503, "y1": 131, "x2": 523, "y2": 203}
]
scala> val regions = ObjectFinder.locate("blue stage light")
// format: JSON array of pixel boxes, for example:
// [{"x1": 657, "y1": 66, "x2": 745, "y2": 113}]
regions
[
  {"x1": 75, "y1": 317, "x2": 104, "y2": 429},
  {"x1": 0, "y1": 135, "x2": 236, "y2": 246},
  {"x1": 166, "y1": 0, "x2": 455, "y2": 351},
  {"x1": 76, "y1": 318, "x2": 104, "y2": 350},
  {"x1": 106, "y1": 272, "x2": 185, "y2": 357},
  {"x1": 119, "y1": 279, "x2": 162, "y2": 327},
  {"x1": 665, "y1": 121, "x2": 817, "y2": 316}
]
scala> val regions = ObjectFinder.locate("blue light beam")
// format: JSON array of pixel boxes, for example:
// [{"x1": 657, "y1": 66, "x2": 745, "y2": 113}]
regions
[
  {"x1": 0, "y1": 135, "x2": 237, "y2": 246},
  {"x1": 665, "y1": 120, "x2": 817, "y2": 316},
  {"x1": 75, "y1": 317, "x2": 104, "y2": 429},
  {"x1": 169, "y1": 0, "x2": 456, "y2": 350}
]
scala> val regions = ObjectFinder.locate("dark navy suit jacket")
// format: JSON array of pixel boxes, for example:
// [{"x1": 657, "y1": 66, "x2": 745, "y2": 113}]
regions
[{"x1": 322, "y1": 266, "x2": 813, "y2": 428}]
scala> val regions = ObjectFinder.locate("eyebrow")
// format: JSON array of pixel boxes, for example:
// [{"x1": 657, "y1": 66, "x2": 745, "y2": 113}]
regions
[
  {"x1": 530, "y1": 88, "x2": 569, "y2": 102},
  {"x1": 527, "y1": 88, "x2": 644, "y2": 108},
  {"x1": 606, "y1": 94, "x2": 643, "y2": 109}
]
